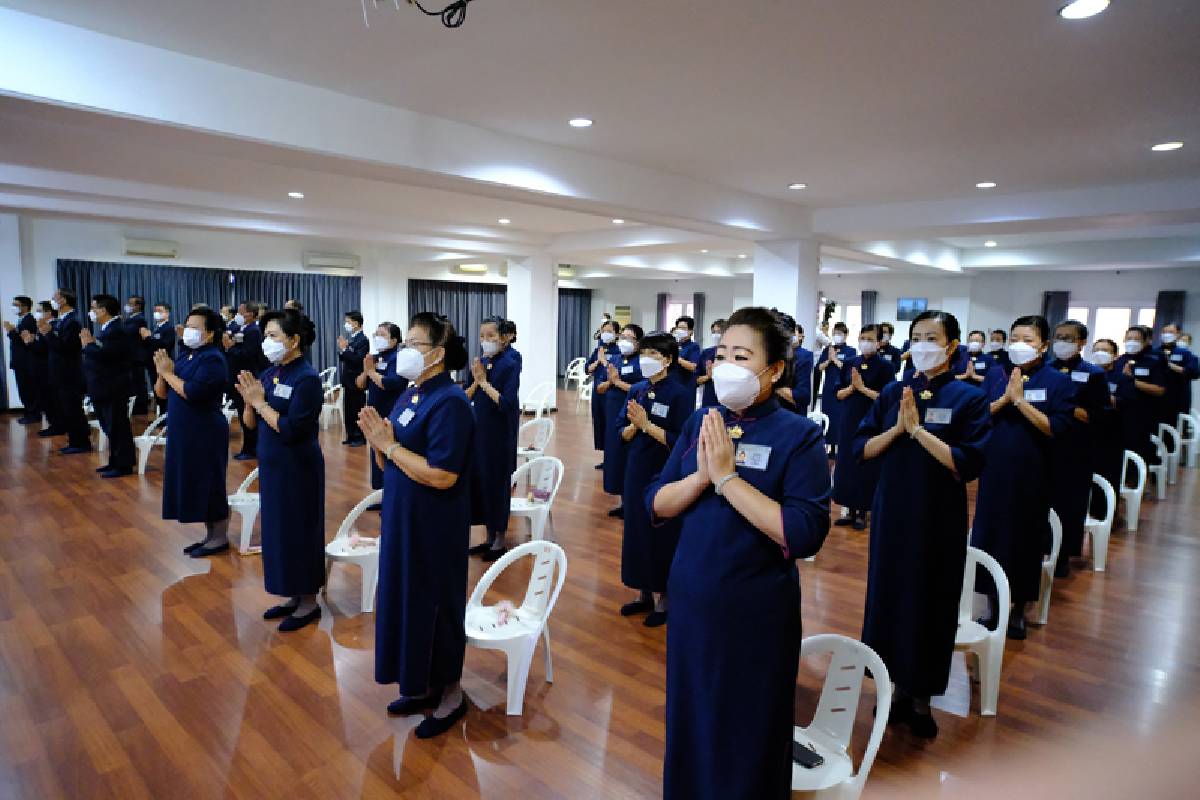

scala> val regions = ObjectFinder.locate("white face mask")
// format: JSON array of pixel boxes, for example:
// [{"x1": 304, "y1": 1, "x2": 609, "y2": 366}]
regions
[
  {"x1": 480, "y1": 340, "x2": 500, "y2": 356},
  {"x1": 33, "y1": 311, "x2": 45, "y2": 321},
  {"x1": 638, "y1": 355, "x2": 665, "y2": 379},
  {"x1": 710, "y1": 332, "x2": 722, "y2": 345},
  {"x1": 985, "y1": 341, "x2": 1003, "y2": 353},
  {"x1": 1161, "y1": 332, "x2": 1177, "y2": 344},
  {"x1": 967, "y1": 341, "x2": 983, "y2": 353},
  {"x1": 262, "y1": 338, "x2": 288, "y2": 364},
  {"x1": 881, "y1": 333, "x2": 891, "y2": 343},
  {"x1": 1091, "y1": 350, "x2": 1114, "y2": 367},
  {"x1": 909, "y1": 341, "x2": 950, "y2": 372},
  {"x1": 617, "y1": 339, "x2": 636, "y2": 355},
  {"x1": 713, "y1": 362, "x2": 770, "y2": 413},
  {"x1": 1007, "y1": 341, "x2": 1040, "y2": 366},
  {"x1": 672, "y1": 328, "x2": 689, "y2": 342},
  {"x1": 11, "y1": 307, "x2": 21, "y2": 317},
  {"x1": 1179, "y1": 341, "x2": 1191, "y2": 351},
  {"x1": 372, "y1": 335, "x2": 392, "y2": 352},
  {"x1": 600, "y1": 331, "x2": 616, "y2": 344},
  {"x1": 344, "y1": 322, "x2": 355, "y2": 333},
  {"x1": 858, "y1": 340, "x2": 877, "y2": 356},
  {"x1": 153, "y1": 311, "x2": 166, "y2": 322},
  {"x1": 123, "y1": 305, "x2": 133, "y2": 315},
  {"x1": 790, "y1": 334, "x2": 801, "y2": 347},
  {"x1": 1124, "y1": 339, "x2": 1143, "y2": 355},
  {"x1": 234, "y1": 313, "x2": 246, "y2": 327},
  {"x1": 182, "y1": 327, "x2": 204, "y2": 349},
  {"x1": 832, "y1": 334, "x2": 846, "y2": 346},
  {"x1": 87, "y1": 309, "x2": 98, "y2": 322},
  {"x1": 395, "y1": 345, "x2": 430, "y2": 380},
  {"x1": 50, "y1": 299, "x2": 61, "y2": 311},
  {"x1": 1052, "y1": 341, "x2": 1079, "y2": 361},
  {"x1": 815, "y1": 331, "x2": 831, "y2": 347}
]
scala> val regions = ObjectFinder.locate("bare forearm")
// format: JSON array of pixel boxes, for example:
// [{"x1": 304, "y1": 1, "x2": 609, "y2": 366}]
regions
[
  {"x1": 1134, "y1": 380, "x2": 1165, "y2": 396},
  {"x1": 720, "y1": 477, "x2": 786, "y2": 548},
  {"x1": 863, "y1": 423, "x2": 904, "y2": 460},
  {"x1": 836, "y1": 387, "x2": 853, "y2": 401},
  {"x1": 990, "y1": 397, "x2": 1009, "y2": 416},
  {"x1": 678, "y1": 359, "x2": 696, "y2": 372},
  {"x1": 386, "y1": 444, "x2": 457, "y2": 489},
  {"x1": 1015, "y1": 400, "x2": 1052, "y2": 437},
  {"x1": 914, "y1": 427, "x2": 957, "y2": 473},
  {"x1": 250, "y1": 401, "x2": 281, "y2": 432},
  {"x1": 652, "y1": 472, "x2": 707, "y2": 519},
  {"x1": 621, "y1": 424, "x2": 638, "y2": 443}
]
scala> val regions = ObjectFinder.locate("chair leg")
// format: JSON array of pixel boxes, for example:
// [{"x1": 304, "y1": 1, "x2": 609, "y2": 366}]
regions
[
  {"x1": 1125, "y1": 494, "x2": 1141, "y2": 533},
  {"x1": 505, "y1": 638, "x2": 538, "y2": 716},
  {"x1": 1036, "y1": 570, "x2": 1052, "y2": 625},
  {"x1": 137, "y1": 443, "x2": 151, "y2": 475},
  {"x1": 323, "y1": 558, "x2": 333, "y2": 596},
  {"x1": 542, "y1": 625, "x2": 554, "y2": 683},
  {"x1": 531, "y1": 512, "x2": 546, "y2": 542},
  {"x1": 1093, "y1": 525, "x2": 1109, "y2": 572},
  {"x1": 978, "y1": 641, "x2": 1001, "y2": 716},
  {"x1": 361, "y1": 558, "x2": 379, "y2": 613}
]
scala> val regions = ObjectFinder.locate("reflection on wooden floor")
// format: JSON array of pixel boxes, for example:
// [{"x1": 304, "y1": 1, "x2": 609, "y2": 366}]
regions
[{"x1": 0, "y1": 391, "x2": 1197, "y2": 798}]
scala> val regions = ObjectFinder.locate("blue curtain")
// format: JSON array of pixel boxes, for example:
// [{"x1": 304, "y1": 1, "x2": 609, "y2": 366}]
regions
[
  {"x1": 1153, "y1": 291, "x2": 1185, "y2": 343},
  {"x1": 56, "y1": 260, "x2": 231, "y2": 331},
  {"x1": 861, "y1": 290, "x2": 878, "y2": 325},
  {"x1": 558, "y1": 288, "x2": 593, "y2": 376},
  {"x1": 407, "y1": 279, "x2": 507, "y2": 366},
  {"x1": 230, "y1": 270, "x2": 361, "y2": 372},
  {"x1": 1041, "y1": 291, "x2": 1070, "y2": 327}
]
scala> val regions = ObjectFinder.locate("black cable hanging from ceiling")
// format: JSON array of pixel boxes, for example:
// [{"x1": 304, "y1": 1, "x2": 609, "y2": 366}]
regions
[{"x1": 408, "y1": 0, "x2": 475, "y2": 28}]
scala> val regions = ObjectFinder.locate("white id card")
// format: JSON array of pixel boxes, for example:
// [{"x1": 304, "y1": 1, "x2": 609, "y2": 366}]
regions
[
  {"x1": 975, "y1": 360, "x2": 987, "y2": 370},
  {"x1": 1024, "y1": 388, "x2": 1047, "y2": 403},
  {"x1": 882, "y1": 354, "x2": 893, "y2": 362},
  {"x1": 1071, "y1": 371, "x2": 1089, "y2": 383},
  {"x1": 651, "y1": 402, "x2": 670, "y2": 418},
  {"x1": 398, "y1": 408, "x2": 416, "y2": 426},
  {"x1": 1170, "y1": 354, "x2": 1183, "y2": 362},
  {"x1": 735, "y1": 443, "x2": 771, "y2": 470},
  {"x1": 1108, "y1": 382, "x2": 1118, "y2": 393},
  {"x1": 924, "y1": 407, "x2": 952, "y2": 425},
  {"x1": 1134, "y1": 367, "x2": 1150, "y2": 377},
  {"x1": 273, "y1": 383, "x2": 293, "y2": 399}
]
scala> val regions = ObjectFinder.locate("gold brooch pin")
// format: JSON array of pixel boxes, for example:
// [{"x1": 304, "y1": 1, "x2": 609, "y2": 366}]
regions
[
  {"x1": 1022, "y1": 374, "x2": 1030, "y2": 383},
  {"x1": 412, "y1": 395, "x2": 420, "y2": 404},
  {"x1": 1059, "y1": 367, "x2": 1069, "y2": 373},
  {"x1": 486, "y1": 363, "x2": 492, "y2": 370},
  {"x1": 859, "y1": 364, "x2": 868, "y2": 370},
  {"x1": 648, "y1": 391, "x2": 656, "y2": 400},
  {"x1": 919, "y1": 389, "x2": 933, "y2": 400},
  {"x1": 728, "y1": 424, "x2": 744, "y2": 439},
  {"x1": 273, "y1": 376, "x2": 280, "y2": 384}
]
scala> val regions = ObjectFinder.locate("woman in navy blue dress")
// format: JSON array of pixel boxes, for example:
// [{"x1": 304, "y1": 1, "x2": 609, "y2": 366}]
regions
[
  {"x1": 832, "y1": 324, "x2": 895, "y2": 529},
  {"x1": 670, "y1": 315, "x2": 702, "y2": 394},
  {"x1": 815, "y1": 320, "x2": 856, "y2": 457},
  {"x1": 956, "y1": 330, "x2": 992, "y2": 388},
  {"x1": 153, "y1": 307, "x2": 231, "y2": 556},
  {"x1": 599, "y1": 323, "x2": 644, "y2": 517},
  {"x1": 1089, "y1": 339, "x2": 1133, "y2": 517},
  {"x1": 617, "y1": 333, "x2": 694, "y2": 628},
  {"x1": 358, "y1": 312, "x2": 474, "y2": 739},
  {"x1": 971, "y1": 315, "x2": 1074, "y2": 640},
  {"x1": 855, "y1": 310, "x2": 991, "y2": 738},
  {"x1": 356, "y1": 322, "x2": 408, "y2": 501},
  {"x1": 234, "y1": 309, "x2": 325, "y2": 632},
  {"x1": 1114, "y1": 325, "x2": 1168, "y2": 464},
  {"x1": 696, "y1": 318, "x2": 726, "y2": 407},
  {"x1": 586, "y1": 320, "x2": 621, "y2": 466},
  {"x1": 466, "y1": 316, "x2": 522, "y2": 562},
  {"x1": 648, "y1": 307, "x2": 831, "y2": 800}
]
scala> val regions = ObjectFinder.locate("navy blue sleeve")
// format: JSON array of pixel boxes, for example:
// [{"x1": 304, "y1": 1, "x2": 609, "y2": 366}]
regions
[
  {"x1": 275, "y1": 374, "x2": 323, "y2": 444},
  {"x1": 949, "y1": 389, "x2": 992, "y2": 481},
  {"x1": 1045, "y1": 376, "x2": 1075, "y2": 438},
  {"x1": 645, "y1": 409, "x2": 703, "y2": 521},
  {"x1": 780, "y1": 421, "x2": 832, "y2": 559},
  {"x1": 182, "y1": 351, "x2": 228, "y2": 405},
  {"x1": 423, "y1": 394, "x2": 474, "y2": 475},
  {"x1": 492, "y1": 355, "x2": 522, "y2": 417},
  {"x1": 853, "y1": 382, "x2": 897, "y2": 462},
  {"x1": 983, "y1": 364, "x2": 1006, "y2": 404},
  {"x1": 663, "y1": 387, "x2": 694, "y2": 450}
]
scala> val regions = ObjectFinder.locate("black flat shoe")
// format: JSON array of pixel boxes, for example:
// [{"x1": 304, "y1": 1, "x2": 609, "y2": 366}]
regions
[
  {"x1": 1006, "y1": 615, "x2": 1028, "y2": 641},
  {"x1": 183, "y1": 541, "x2": 206, "y2": 555},
  {"x1": 59, "y1": 446, "x2": 92, "y2": 455},
  {"x1": 620, "y1": 599, "x2": 654, "y2": 616},
  {"x1": 886, "y1": 696, "x2": 914, "y2": 727},
  {"x1": 414, "y1": 698, "x2": 468, "y2": 739},
  {"x1": 833, "y1": 517, "x2": 856, "y2": 527},
  {"x1": 852, "y1": 516, "x2": 867, "y2": 531},
  {"x1": 263, "y1": 602, "x2": 300, "y2": 620},
  {"x1": 347, "y1": 440, "x2": 366, "y2": 448},
  {"x1": 37, "y1": 428, "x2": 65, "y2": 437},
  {"x1": 233, "y1": 452, "x2": 256, "y2": 461},
  {"x1": 643, "y1": 611, "x2": 668, "y2": 628},
  {"x1": 467, "y1": 542, "x2": 492, "y2": 556},
  {"x1": 189, "y1": 542, "x2": 230, "y2": 558},
  {"x1": 17, "y1": 416, "x2": 41, "y2": 425},
  {"x1": 278, "y1": 607, "x2": 321, "y2": 632},
  {"x1": 481, "y1": 547, "x2": 507, "y2": 563},
  {"x1": 366, "y1": 503, "x2": 382, "y2": 512},
  {"x1": 387, "y1": 691, "x2": 441, "y2": 716},
  {"x1": 95, "y1": 464, "x2": 112, "y2": 473},
  {"x1": 908, "y1": 709, "x2": 938, "y2": 739},
  {"x1": 607, "y1": 506, "x2": 624, "y2": 519},
  {"x1": 100, "y1": 468, "x2": 133, "y2": 478},
  {"x1": 594, "y1": 463, "x2": 604, "y2": 470}
]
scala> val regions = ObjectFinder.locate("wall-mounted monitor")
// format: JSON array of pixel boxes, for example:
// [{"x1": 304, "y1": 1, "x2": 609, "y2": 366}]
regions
[{"x1": 896, "y1": 297, "x2": 928, "y2": 321}]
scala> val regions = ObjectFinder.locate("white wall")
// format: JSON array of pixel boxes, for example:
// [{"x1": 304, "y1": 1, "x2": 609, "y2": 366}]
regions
[{"x1": 581, "y1": 275, "x2": 754, "y2": 333}]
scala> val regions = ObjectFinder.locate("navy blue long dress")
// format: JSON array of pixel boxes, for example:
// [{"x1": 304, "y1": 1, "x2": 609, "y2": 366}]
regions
[
  {"x1": 1114, "y1": 351, "x2": 1168, "y2": 464},
  {"x1": 671, "y1": 339, "x2": 702, "y2": 395},
  {"x1": 586, "y1": 341, "x2": 619, "y2": 450},
  {"x1": 601, "y1": 353, "x2": 643, "y2": 495},
  {"x1": 1049, "y1": 355, "x2": 1110, "y2": 560},
  {"x1": 256, "y1": 358, "x2": 326, "y2": 598},
  {"x1": 816, "y1": 342, "x2": 856, "y2": 447},
  {"x1": 162, "y1": 344, "x2": 230, "y2": 524},
  {"x1": 791, "y1": 347, "x2": 814, "y2": 415},
  {"x1": 1091, "y1": 367, "x2": 1133, "y2": 516},
  {"x1": 831, "y1": 353, "x2": 896, "y2": 511},
  {"x1": 961, "y1": 349, "x2": 994, "y2": 389},
  {"x1": 1157, "y1": 343, "x2": 1199, "y2": 422},
  {"x1": 971, "y1": 361, "x2": 1074, "y2": 604},
  {"x1": 697, "y1": 345, "x2": 718, "y2": 407},
  {"x1": 366, "y1": 347, "x2": 408, "y2": 491},
  {"x1": 854, "y1": 372, "x2": 991, "y2": 697},
  {"x1": 619, "y1": 375, "x2": 694, "y2": 594},
  {"x1": 466, "y1": 346, "x2": 522, "y2": 534},
  {"x1": 647, "y1": 397, "x2": 831, "y2": 800},
  {"x1": 375, "y1": 371, "x2": 474, "y2": 695}
]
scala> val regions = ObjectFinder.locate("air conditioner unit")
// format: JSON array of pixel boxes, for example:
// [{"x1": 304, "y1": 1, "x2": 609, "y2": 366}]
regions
[
  {"x1": 124, "y1": 238, "x2": 178, "y2": 259},
  {"x1": 303, "y1": 252, "x2": 361, "y2": 271}
]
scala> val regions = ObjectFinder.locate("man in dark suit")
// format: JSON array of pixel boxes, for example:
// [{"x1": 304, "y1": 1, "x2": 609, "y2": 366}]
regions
[
  {"x1": 143, "y1": 302, "x2": 176, "y2": 415},
  {"x1": 39, "y1": 288, "x2": 92, "y2": 453},
  {"x1": 337, "y1": 310, "x2": 370, "y2": 446},
  {"x1": 122, "y1": 295, "x2": 151, "y2": 415},
  {"x1": 81, "y1": 294, "x2": 136, "y2": 477},
  {"x1": 224, "y1": 300, "x2": 265, "y2": 460},
  {"x1": 4, "y1": 295, "x2": 42, "y2": 424}
]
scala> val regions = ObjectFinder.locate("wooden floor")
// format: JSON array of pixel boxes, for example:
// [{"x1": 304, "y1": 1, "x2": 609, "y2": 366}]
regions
[{"x1": 1, "y1": 390, "x2": 1198, "y2": 799}]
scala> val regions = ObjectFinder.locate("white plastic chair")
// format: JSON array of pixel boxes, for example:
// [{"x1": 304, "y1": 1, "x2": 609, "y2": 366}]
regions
[
  {"x1": 87, "y1": 396, "x2": 137, "y2": 450},
  {"x1": 1178, "y1": 412, "x2": 1198, "y2": 468},
  {"x1": 318, "y1": 366, "x2": 337, "y2": 390},
  {"x1": 465, "y1": 541, "x2": 567, "y2": 715},
  {"x1": 221, "y1": 394, "x2": 237, "y2": 424},
  {"x1": 808, "y1": 410, "x2": 830, "y2": 436},
  {"x1": 516, "y1": 417, "x2": 555, "y2": 467},
  {"x1": 576, "y1": 377, "x2": 593, "y2": 409},
  {"x1": 1147, "y1": 435, "x2": 1168, "y2": 500},
  {"x1": 954, "y1": 546, "x2": 1009, "y2": 716},
  {"x1": 320, "y1": 384, "x2": 344, "y2": 430},
  {"x1": 1084, "y1": 474, "x2": 1116, "y2": 572},
  {"x1": 134, "y1": 413, "x2": 169, "y2": 475},
  {"x1": 510, "y1": 456, "x2": 565, "y2": 542},
  {"x1": 228, "y1": 467, "x2": 262, "y2": 555},
  {"x1": 791, "y1": 634, "x2": 891, "y2": 800},
  {"x1": 1120, "y1": 450, "x2": 1146, "y2": 532},
  {"x1": 1035, "y1": 510, "x2": 1062, "y2": 626},
  {"x1": 323, "y1": 489, "x2": 383, "y2": 614},
  {"x1": 523, "y1": 381, "x2": 555, "y2": 417},
  {"x1": 563, "y1": 356, "x2": 587, "y2": 390},
  {"x1": 1157, "y1": 423, "x2": 1181, "y2": 485}
]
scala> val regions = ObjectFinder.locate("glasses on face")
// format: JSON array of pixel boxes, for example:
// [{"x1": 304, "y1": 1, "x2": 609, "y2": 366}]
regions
[{"x1": 402, "y1": 340, "x2": 433, "y2": 350}]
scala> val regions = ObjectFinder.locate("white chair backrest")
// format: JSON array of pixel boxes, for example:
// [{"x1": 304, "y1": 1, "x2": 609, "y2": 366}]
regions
[
  {"x1": 510, "y1": 456, "x2": 565, "y2": 506},
  {"x1": 1122, "y1": 450, "x2": 1147, "y2": 493},
  {"x1": 518, "y1": 417, "x2": 555, "y2": 452},
  {"x1": 468, "y1": 541, "x2": 568, "y2": 622},
  {"x1": 1091, "y1": 473, "x2": 1116, "y2": 526},
  {"x1": 565, "y1": 357, "x2": 586, "y2": 378},
  {"x1": 324, "y1": 384, "x2": 343, "y2": 403},
  {"x1": 236, "y1": 467, "x2": 260, "y2": 496},
  {"x1": 526, "y1": 381, "x2": 555, "y2": 417},
  {"x1": 222, "y1": 394, "x2": 234, "y2": 411},
  {"x1": 1179, "y1": 412, "x2": 1198, "y2": 439},
  {"x1": 959, "y1": 546, "x2": 1010, "y2": 622},
  {"x1": 1157, "y1": 423, "x2": 1179, "y2": 454},
  {"x1": 332, "y1": 490, "x2": 384, "y2": 543},
  {"x1": 126, "y1": 397, "x2": 136, "y2": 415},
  {"x1": 808, "y1": 410, "x2": 829, "y2": 436},
  {"x1": 1149, "y1": 434, "x2": 1166, "y2": 462},
  {"x1": 799, "y1": 633, "x2": 892, "y2": 795},
  {"x1": 578, "y1": 379, "x2": 593, "y2": 401},
  {"x1": 318, "y1": 366, "x2": 337, "y2": 387},
  {"x1": 1047, "y1": 509, "x2": 1062, "y2": 563},
  {"x1": 143, "y1": 413, "x2": 169, "y2": 441}
]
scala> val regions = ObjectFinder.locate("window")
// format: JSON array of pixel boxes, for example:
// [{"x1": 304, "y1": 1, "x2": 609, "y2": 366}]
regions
[
  {"x1": 1094, "y1": 307, "x2": 1132, "y2": 348},
  {"x1": 1137, "y1": 307, "x2": 1156, "y2": 328},
  {"x1": 1066, "y1": 306, "x2": 1090, "y2": 328},
  {"x1": 665, "y1": 298, "x2": 694, "y2": 330},
  {"x1": 828, "y1": 303, "x2": 862, "y2": 344}
]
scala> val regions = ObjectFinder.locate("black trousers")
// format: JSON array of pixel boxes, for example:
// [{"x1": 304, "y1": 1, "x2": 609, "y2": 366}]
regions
[
  {"x1": 343, "y1": 383, "x2": 366, "y2": 442},
  {"x1": 13, "y1": 365, "x2": 42, "y2": 419},
  {"x1": 96, "y1": 395, "x2": 135, "y2": 470},
  {"x1": 145, "y1": 362, "x2": 167, "y2": 414},
  {"x1": 129, "y1": 362, "x2": 149, "y2": 414},
  {"x1": 230, "y1": 389, "x2": 258, "y2": 456},
  {"x1": 57, "y1": 384, "x2": 91, "y2": 448}
]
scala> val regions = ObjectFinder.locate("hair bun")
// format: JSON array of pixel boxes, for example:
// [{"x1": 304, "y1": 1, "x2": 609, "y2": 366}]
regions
[{"x1": 444, "y1": 333, "x2": 469, "y2": 371}]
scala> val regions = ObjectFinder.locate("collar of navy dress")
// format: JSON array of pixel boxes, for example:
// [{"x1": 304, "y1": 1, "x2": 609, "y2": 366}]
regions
[
  {"x1": 722, "y1": 393, "x2": 781, "y2": 425},
  {"x1": 907, "y1": 368, "x2": 956, "y2": 393},
  {"x1": 413, "y1": 370, "x2": 452, "y2": 394}
]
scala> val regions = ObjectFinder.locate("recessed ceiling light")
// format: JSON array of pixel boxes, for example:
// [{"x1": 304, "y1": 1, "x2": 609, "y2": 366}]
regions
[
  {"x1": 287, "y1": 191, "x2": 304, "y2": 199},
  {"x1": 612, "y1": 218, "x2": 625, "y2": 225},
  {"x1": 1058, "y1": 0, "x2": 1110, "y2": 20},
  {"x1": 737, "y1": 254, "x2": 747, "y2": 259},
  {"x1": 787, "y1": 182, "x2": 808, "y2": 190},
  {"x1": 984, "y1": 240, "x2": 998, "y2": 248},
  {"x1": 975, "y1": 181, "x2": 997, "y2": 189},
  {"x1": 700, "y1": 249, "x2": 709, "y2": 254},
  {"x1": 458, "y1": 263, "x2": 489, "y2": 273},
  {"x1": 568, "y1": 118, "x2": 593, "y2": 128},
  {"x1": 1150, "y1": 141, "x2": 1184, "y2": 152},
  {"x1": 497, "y1": 218, "x2": 511, "y2": 225}
]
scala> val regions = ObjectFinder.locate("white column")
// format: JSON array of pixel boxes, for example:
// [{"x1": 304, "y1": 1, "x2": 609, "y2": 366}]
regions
[
  {"x1": 507, "y1": 254, "x2": 559, "y2": 411},
  {"x1": 0, "y1": 213, "x2": 25, "y2": 407},
  {"x1": 751, "y1": 238, "x2": 821, "y2": 334}
]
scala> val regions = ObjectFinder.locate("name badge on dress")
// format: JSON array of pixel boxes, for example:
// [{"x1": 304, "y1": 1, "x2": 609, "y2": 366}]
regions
[
  {"x1": 924, "y1": 407, "x2": 952, "y2": 425},
  {"x1": 1071, "y1": 371, "x2": 1089, "y2": 383},
  {"x1": 234, "y1": 333, "x2": 244, "y2": 342},
  {"x1": 621, "y1": 365, "x2": 633, "y2": 375},
  {"x1": 882, "y1": 354, "x2": 892, "y2": 362},
  {"x1": 1134, "y1": 367, "x2": 1150, "y2": 377},
  {"x1": 1170, "y1": 354, "x2": 1183, "y2": 362},
  {"x1": 651, "y1": 401, "x2": 670, "y2": 418},
  {"x1": 377, "y1": 361, "x2": 387, "y2": 370},
  {"x1": 975, "y1": 360, "x2": 987, "y2": 370},
  {"x1": 398, "y1": 408, "x2": 416, "y2": 426},
  {"x1": 1108, "y1": 382, "x2": 1118, "y2": 393},
  {"x1": 274, "y1": 383, "x2": 293, "y2": 399},
  {"x1": 735, "y1": 443, "x2": 771, "y2": 470},
  {"x1": 1024, "y1": 388, "x2": 1047, "y2": 402}
]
